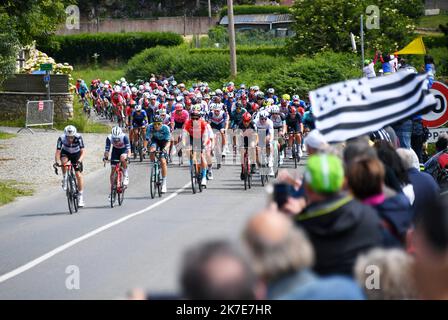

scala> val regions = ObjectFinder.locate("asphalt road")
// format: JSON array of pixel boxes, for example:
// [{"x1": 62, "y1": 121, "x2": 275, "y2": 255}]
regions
[{"x1": 0, "y1": 153, "x2": 306, "y2": 299}]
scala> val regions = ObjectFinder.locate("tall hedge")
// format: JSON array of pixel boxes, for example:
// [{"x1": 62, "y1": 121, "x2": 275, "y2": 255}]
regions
[
  {"x1": 37, "y1": 32, "x2": 183, "y2": 64},
  {"x1": 219, "y1": 5, "x2": 290, "y2": 18},
  {"x1": 188, "y1": 46, "x2": 287, "y2": 56}
]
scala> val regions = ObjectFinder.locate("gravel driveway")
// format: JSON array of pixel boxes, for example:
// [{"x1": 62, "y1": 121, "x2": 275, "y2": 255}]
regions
[{"x1": 0, "y1": 126, "x2": 108, "y2": 195}]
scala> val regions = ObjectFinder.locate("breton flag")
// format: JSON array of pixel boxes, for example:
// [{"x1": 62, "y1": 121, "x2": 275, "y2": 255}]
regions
[{"x1": 309, "y1": 71, "x2": 437, "y2": 143}]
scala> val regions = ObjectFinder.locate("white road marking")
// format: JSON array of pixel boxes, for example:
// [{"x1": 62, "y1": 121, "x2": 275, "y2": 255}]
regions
[{"x1": 0, "y1": 182, "x2": 191, "y2": 284}]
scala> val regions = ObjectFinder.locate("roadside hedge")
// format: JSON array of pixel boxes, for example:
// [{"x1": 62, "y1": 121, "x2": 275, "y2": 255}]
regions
[
  {"x1": 37, "y1": 32, "x2": 183, "y2": 64},
  {"x1": 188, "y1": 46, "x2": 287, "y2": 56},
  {"x1": 125, "y1": 45, "x2": 290, "y2": 84},
  {"x1": 424, "y1": 34, "x2": 447, "y2": 48},
  {"x1": 219, "y1": 5, "x2": 290, "y2": 18}
]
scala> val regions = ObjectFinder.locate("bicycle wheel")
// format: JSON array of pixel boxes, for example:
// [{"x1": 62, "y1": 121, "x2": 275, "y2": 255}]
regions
[
  {"x1": 196, "y1": 164, "x2": 203, "y2": 193},
  {"x1": 243, "y1": 153, "x2": 248, "y2": 190},
  {"x1": 110, "y1": 173, "x2": 117, "y2": 208},
  {"x1": 190, "y1": 161, "x2": 196, "y2": 194},
  {"x1": 139, "y1": 136, "x2": 143, "y2": 162},
  {"x1": 157, "y1": 166, "x2": 162, "y2": 198},
  {"x1": 293, "y1": 141, "x2": 298, "y2": 169},
  {"x1": 248, "y1": 168, "x2": 252, "y2": 189},
  {"x1": 117, "y1": 171, "x2": 125, "y2": 206},
  {"x1": 66, "y1": 177, "x2": 75, "y2": 214},
  {"x1": 150, "y1": 164, "x2": 156, "y2": 199}
]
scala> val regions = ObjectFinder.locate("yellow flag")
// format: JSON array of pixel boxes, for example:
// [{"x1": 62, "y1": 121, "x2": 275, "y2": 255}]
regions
[{"x1": 395, "y1": 37, "x2": 426, "y2": 55}]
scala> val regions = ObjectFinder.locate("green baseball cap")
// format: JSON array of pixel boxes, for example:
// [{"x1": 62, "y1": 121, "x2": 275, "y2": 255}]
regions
[{"x1": 304, "y1": 154, "x2": 344, "y2": 194}]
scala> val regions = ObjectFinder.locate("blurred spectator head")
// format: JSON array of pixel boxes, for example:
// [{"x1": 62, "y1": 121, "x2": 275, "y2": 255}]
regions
[
  {"x1": 354, "y1": 248, "x2": 417, "y2": 300},
  {"x1": 346, "y1": 157, "x2": 384, "y2": 200},
  {"x1": 436, "y1": 133, "x2": 448, "y2": 152},
  {"x1": 413, "y1": 194, "x2": 448, "y2": 299},
  {"x1": 243, "y1": 209, "x2": 314, "y2": 283},
  {"x1": 396, "y1": 148, "x2": 420, "y2": 170},
  {"x1": 180, "y1": 240, "x2": 260, "y2": 300},
  {"x1": 374, "y1": 140, "x2": 410, "y2": 189},
  {"x1": 343, "y1": 139, "x2": 377, "y2": 167},
  {"x1": 304, "y1": 154, "x2": 344, "y2": 199},
  {"x1": 304, "y1": 130, "x2": 328, "y2": 155}
]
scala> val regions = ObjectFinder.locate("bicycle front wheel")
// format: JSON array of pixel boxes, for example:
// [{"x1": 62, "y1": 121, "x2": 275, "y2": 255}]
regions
[
  {"x1": 190, "y1": 162, "x2": 196, "y2": 194},
  {"x1": 118, "y1": 171, "x2": 125, "y2": 206},
  {"x1": 150, "y1": 164, "x2": 156, "y2": 199},
  {"x1": 66, "y1": 180, "x2": 75, "y2": 215}
]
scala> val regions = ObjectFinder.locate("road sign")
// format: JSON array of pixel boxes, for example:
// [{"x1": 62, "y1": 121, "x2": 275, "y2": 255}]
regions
[
  {"x1": 38, "y1": 101, "x2": 44, "y2": 112},
  {"x1": 422, "y1": 81, "x2": 448, "y2": 128},
  {"x1": 43, "y1": 74, "x2": 50, "y2": 83},
  {"x1": 40, "y1": 63, "x2": 53, "y2": 71}
]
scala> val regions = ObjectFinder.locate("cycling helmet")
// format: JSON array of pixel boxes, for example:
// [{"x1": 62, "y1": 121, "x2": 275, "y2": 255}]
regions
[
  {"x1": 175, "y1": 103, "x2": 183, "y2": 111},
  {"x1": 149, "y1": 94, "x2": 157, "y2": 100},
  {"x1": 215, "y1": 89, "x2": 223, "y2": 95},
  {"x1": 115, "y1": 87, "x2": 122, "y2": 93},
  {"x1": 235, "y1": 102, "x2": 243, "y2": 109},
  {"x1": 111, "y1": 126, "x2": 122, "y2": 139},
  {"x1": 153, "y1": 115, "x2": 163, "y2": 123},
  {"x1": 143, "y1": 92, "x2": 150, "y2": 99},
  {"x1": 130, "y1": 100, "x2": 137, "y2": 107},
  {"x1": 292, "y1": 95, "x2": 300, "y2": 101},
  {"x1": 251, "y1": 103, "x2": 259, "y2": 112},
  {"x1": 99, "y1": 83, "x2": 104, "y2": 88},
  {"x1": 228, "y1": 92, "x2": 234, "y2": 98},
  {"x1": 240, "y1": 84, "x2": 246, "y2": 89},
  {"x1": 135, "y1": 105, "x2": 142, "y2": 111},
  {"x1": 289, "y1": 106, "x2": 297, "y2": 114},
  {"x1": 131, "y1": 87, "x2": 138, "y2": 93},
  {"x1": 266, "y1": 98, "x2": 274, "y2": 106},
  {"x1": 203, "y1": 94, "x2": 210, "y2": 100},
  {"x1": 256, "y1": 92, "x2": 264, "y2": 99},
  {"x1": 152, "y1": 89, "x2": 159, "y2": 96},
  {"x1": 120, "y1": 77, "x2": 126, "y2": 83},
  {"x1": 253, "y1": 86, "x2": 260, "y2": 91},
  {"x1": 282, "y1": 94, "x2": 290, "y2": 101},
  {"x1": 259, "y1": 111, "x2": 269, "y2": 119},
  {"x1": 171, "y1": 80, "x2": 177, "y2": 86},
  {"x1": 104, "y1": 80, "x2": 110, "y2": 85},
  {"x1": 270, "y1": 105, "x2": 280, "y2": 114},
  {"x1": 150, "y1": 77, "x2": 156, "y2": 82},
  {"x1": 64, "y1": 125, "x2": 77, "y2": 137},
  {"x1": 242, "y1": 112, "x2": 252, "y2": 122},
  {"x1": 157, "y1": 108, "x2": 167, "y2": 115},
  {"x1": 267, "y1": 88, "x2": 275, "y2": 94},
  {"x1": 192, "y1": 104, "x2": 202, "y2": 112}
]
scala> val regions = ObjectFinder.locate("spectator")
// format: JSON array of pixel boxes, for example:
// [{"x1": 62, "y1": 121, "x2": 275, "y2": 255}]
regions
[
  {"x1": 179, "y1": 240, "x2": 263, "y2": 300},
  {"x1": 396, "y1": 148, "x2": 440, "y2": 222},
  {"x1": 343, "y1": 138, "x2": 377, "y2": 166},
  {"x1": 243, "y1": 208, "x2": 364, "y2": 300},
  {"x1": 375, "y1": 140, "x2": 415, "y2": 205},
  {"x1": 412, "y1": 194, "x2": 448, "y2": 299},
  {"x1": 354, "y1": 248, "x2": 418, "y2": 300},
  {"x1": 424, "y1": 133, "x2": 448, "y2": 191},
  {"x1": 286, "y1": 154, "x2": 383, "y2": 277},
  {"x1": 345, "y1": 157, "x2": 413, "y2": 247},
  {"x1": 424, "y1": 55, "x2": 436, "y2": 89},
  {"x1": 304, "y1": 129, "x2": 329, "y2": 155}
]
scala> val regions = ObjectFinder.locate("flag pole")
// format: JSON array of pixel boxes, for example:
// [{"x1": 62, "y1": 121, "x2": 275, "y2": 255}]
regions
[{"x1": 360, "y1": 14, "x2": 365, "y2": 74}]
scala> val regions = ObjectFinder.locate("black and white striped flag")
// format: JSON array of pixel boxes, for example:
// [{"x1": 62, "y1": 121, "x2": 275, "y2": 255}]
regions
[{"x1": 309, "y1": 71, "x2": 437, "y2": 143}]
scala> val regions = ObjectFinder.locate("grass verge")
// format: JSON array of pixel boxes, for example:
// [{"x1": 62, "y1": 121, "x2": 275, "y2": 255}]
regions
[
  {"x1": 0, "y1": 180, "x2": 34, "y2": 206},
  {"x1": 0, "y1": 131, "x2": 17, "y2": 139}
]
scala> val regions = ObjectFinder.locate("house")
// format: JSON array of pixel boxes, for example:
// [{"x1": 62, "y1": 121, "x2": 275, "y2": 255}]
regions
[{"x1": 219, "y1": 13, "x2": 293, "y2": 32}]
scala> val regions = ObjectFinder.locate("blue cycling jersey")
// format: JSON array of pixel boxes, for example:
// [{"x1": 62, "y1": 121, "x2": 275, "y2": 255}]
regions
[
  {"x1": 146, "y1": 124, "x2": 171, "y2": 142},
  {"x1": 132, "y1": 110, "x2": 148, "y2": 126}
]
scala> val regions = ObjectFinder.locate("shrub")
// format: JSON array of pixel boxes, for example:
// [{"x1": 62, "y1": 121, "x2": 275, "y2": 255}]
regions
[
  {"x1": 220, "y1": 5, "x2": 290, "y2": 18},
  {"x1": 189, "y1": 46, "x2": 287, "y2": 56},
  {"x1": 125, "y1": 45, "x2": 290, "y2": 84},
  {"x1": 37, "y1": 32, "x2": 183, "y2": 64}
]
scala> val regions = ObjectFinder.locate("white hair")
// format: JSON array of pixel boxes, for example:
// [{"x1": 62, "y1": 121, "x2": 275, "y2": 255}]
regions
[{"x1": 396, "y1": 148, "x2": 420, "y2": 170}]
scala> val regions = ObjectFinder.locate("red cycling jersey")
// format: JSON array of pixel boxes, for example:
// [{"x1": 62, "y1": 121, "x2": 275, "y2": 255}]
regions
[{"x1": 184, "y1": 118, "x2": 208, "y2": 138}]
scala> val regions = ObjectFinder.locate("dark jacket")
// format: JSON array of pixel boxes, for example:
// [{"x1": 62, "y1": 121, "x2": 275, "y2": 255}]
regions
[
  {"x1": 407, "y1": 167, "x2": 440, "y2": 221},
  {"x1": 295, "y1": 194, "x2": 383, "y2": 277},
  {"x1": 373, "y1": 192, "x2": 413, "y2": 247}
]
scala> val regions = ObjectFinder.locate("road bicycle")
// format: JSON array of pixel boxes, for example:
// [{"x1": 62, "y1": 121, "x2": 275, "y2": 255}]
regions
[
  {"x1": 53, "y1": 162, "x2": 79, "y2": 214},
  {"x1": 150, "y1": 150, "x2": 165, "y2": 199},
  {"x1": 103, "y1": 158, "x2": 127, "y2": 208}
]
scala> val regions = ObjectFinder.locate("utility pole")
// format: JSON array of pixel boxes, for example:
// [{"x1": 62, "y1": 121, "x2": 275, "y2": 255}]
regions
[
  {"x1": 227, "y1": 0, "x2": 237, "y2": 78},
  {"x1": 208, "y1": 0, "x2": 212, "y2": 19},
  {"x1": 360, "y1": 14, "x2": 365, "y2": 73}
]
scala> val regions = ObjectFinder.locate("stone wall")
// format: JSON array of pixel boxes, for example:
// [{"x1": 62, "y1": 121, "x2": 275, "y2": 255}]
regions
[
  {"x1": 57, "y1": 16, "x2": 219, "y2": 35},
  {"x1": 0, "y1": 92, "x2": 74, "y2": 122}
]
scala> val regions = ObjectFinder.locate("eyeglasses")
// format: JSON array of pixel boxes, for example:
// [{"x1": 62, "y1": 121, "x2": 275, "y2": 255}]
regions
[
  {"x1": 153, "y1": 122, "x2": 162, "y2": 126},
  {"x1": 260, "y1": 117, "x2": 267, "y2": 121}
]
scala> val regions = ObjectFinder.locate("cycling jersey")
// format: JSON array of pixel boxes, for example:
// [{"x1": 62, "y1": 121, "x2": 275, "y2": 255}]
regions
[
  {"x1": 57, "y1": 134, "x2": 85, "y2": 154},
  {"x1": 146, "y1": 123, "x2": 171, "y2": 142},
  {"x1": 270, "y1": 114, "x2": 286, "y2": 129},
  {"x1": 285, "y1": 113, "x2": 303, "y2": 132},
  {"x1": 302, "y1": 111, "x2": 316, "y2": 130},
  {"x1": 131, "y1": 110, "x2": 148, "y2": 127},
  {"x1": 208, "y1": 110, "x2": 227, "y2": 126},
  {"x1": 255, "y1": 118, "x2": 274, "y2": 137},
  {"x1": 105, "y1": 134, "x2": 131, "y2": 153},
  {"x1": 230, "y1": 108, "x2": 247, "y2": 128},
  {"x1": 238, "y1": 121, "x2": 257, "y2": 134},
  {"x1": 184, "y1": 119, "x2": 208, "y2": 138},
  {"x1": 171, "y1": 110, "x2": 190, "y2": 129}
]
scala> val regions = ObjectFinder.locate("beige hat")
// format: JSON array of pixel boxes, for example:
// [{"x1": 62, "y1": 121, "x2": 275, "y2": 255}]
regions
[{"x1": 304, "y1": 130, "x2": 328, "y2": 150}]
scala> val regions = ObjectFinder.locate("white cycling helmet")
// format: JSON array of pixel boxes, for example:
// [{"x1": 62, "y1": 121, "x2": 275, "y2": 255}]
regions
[
  {"x1": 120, "y1": 77, "x2": 126, "y2": 83},
  {"x1": 267, "y1": 88, "x2": 275, "y2": 94},
  {"x1": 111, "y1": 126, "x2": 123, "y2": 139},
  {"x1": 131, "y1": 87, "x2": 138, "y2": 93},
  {"x1": 259, "y1": 110, "x2": 269, "y2": 119},
  {"x1": 270, "y1": 105, "x2": 280, "y2": 114},
  {"x1": 64, "y1": 125, "x2": 77, "y2": 137},
  {"x1": 215, "y1": 89, "x2": 223, "y2": 95},
  {"x1": 138, "y1": 85, "x2": 144, "y2": 91},
  {"x1": 143, "y1": 92, "x2": 150, "y2": 99},
  {"x1": 135, "y1": 105, "x2": 142, "y2": 111},
  {"x1": 104, "y1": 80, "x2": 110, "y2": 85}
]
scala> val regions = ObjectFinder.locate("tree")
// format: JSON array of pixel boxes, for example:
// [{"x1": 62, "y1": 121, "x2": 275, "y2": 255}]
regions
[
  {"x1": 0, "y1": 0, "x2": 71, "y2": 84},
  {"x1": 288, "y1": 0, "x2": 423, "y2": 55}
]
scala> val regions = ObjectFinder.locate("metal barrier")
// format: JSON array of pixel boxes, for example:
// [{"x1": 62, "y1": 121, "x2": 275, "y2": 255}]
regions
[{"x1": 17, "y1": 100, "x2": 54, "y2": 133}]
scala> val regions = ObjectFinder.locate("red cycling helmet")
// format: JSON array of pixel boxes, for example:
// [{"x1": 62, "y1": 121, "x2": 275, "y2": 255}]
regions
[
  {"x1": 242, "y1": 112, "x2": 252, "y2": 122},
  {"x1": 251, "y1": 103, "x2": 259, "y2": 112},
  {"x1": 289, "y1": 106, "x2": 297, "y2": 114}
]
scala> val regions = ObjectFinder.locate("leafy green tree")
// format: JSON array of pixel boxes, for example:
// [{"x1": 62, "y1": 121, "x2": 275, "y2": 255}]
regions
[
  {"x1": 0, "y1": 1, "x2": 71, "y2": 83},
  {"x1": 288, "y1": 0, "x2": 423, "y2": 55}
]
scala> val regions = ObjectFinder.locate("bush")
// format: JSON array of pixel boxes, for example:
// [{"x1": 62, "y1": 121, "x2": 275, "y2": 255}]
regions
[
  {"x1": 125, "y1": 45, "x2": 290, "y2": 84},
  {"x1": 37, "y1": 32, "x2": 183, "y2": 65},
  {"x1": 424, "y1": 35, "x2": 446, "y2": 48},
  {"x1": 264, "y1": 51, "x2": 361, "y2": 99},
  {"x1": 189, "y1": 46, "x2": 287, "y2": 56},
  {"x1": 220, "y1": 5, "x2": 290, "y2": 18}
]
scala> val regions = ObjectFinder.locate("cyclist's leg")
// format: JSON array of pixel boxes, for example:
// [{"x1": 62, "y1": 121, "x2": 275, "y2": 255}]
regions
[{"x1": 160, "y1": 141, "x2": 169, "y2": 178}]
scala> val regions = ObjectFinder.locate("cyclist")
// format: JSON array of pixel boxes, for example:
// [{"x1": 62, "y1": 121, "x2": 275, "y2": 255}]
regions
[
  {"x1": 279, "y1": 94, "x2": 290, "y2": 115},
  {"x1": 170, "y1": 103, "x2": 189, "y2": 158},
  {"x1": 285, "y1": 106, "x2": 304, "y2": 159},
  {"x1": 208, "y1": 103, "x2": 228, "y2": 168},
  {"x1": 183, "y1": 105, "x2": 209, "y2": 187},
  {"x1": 254, "y1": 110, "x2": 275, "y2": 177},
  {"x1": 144, "y1": 115, "x2": 171, "y2": 193},
  {"x1": 131, "y1": 104, "x2": 148, "y2": 148},
  {"x1": 238, "y1": 112, "x2": 258, "y2": 179},
  {"x1": 266, "y1": 88, "x2": 279, "y2": 105},
  {"x1": 290, "y1": 95, "x2": 307, "y2": 115},
  {"x1": 270, "y1": 105, "x2": 287, "y2": 165},
  {"x1": 104, "y1": 126, "x2": 131, "y2": 190},
  {"x1": 230, "y1": 102, "x2": 247, "y2": 155},
  {"x1": 55, "y1": 125, "x2": 86, "y2": 207}
]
